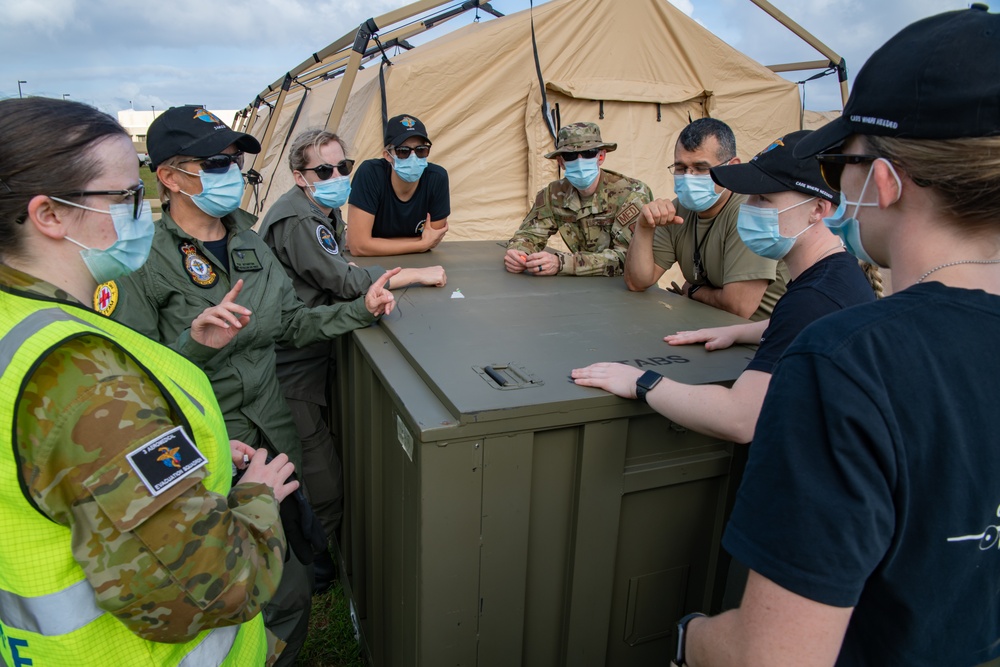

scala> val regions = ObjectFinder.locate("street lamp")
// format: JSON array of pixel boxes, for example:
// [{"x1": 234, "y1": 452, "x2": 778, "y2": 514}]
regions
[
  {"x1": 151, "y1": 105, "x2": 155, "y2": 117},
  {"x1": 62, "y1": 94, "x2": 70, "y2": 100},
  {"x1": 17, "y1": 80, "x2": 26, "y2": 98}
]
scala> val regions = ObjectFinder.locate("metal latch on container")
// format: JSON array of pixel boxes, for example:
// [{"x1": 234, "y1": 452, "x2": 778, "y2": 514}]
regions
[{"x1": 473, "y1": 362, "x2": 543, "y2": 390}]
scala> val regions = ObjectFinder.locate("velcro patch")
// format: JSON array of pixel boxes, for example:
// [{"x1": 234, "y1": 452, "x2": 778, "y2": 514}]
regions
[
  {"x1": 126, "y1": 426, "x2": 207, "y2": 496},
  {"x1": 231, "y1": 248, "x2": 263, "y2": 272},
  {"x1": 616, "y1": 203, "x2": 641, "y2": 226}
]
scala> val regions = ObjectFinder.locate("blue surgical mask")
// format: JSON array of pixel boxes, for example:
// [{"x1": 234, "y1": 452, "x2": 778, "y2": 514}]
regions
[
  {"x1": 392, "y1": 154, "x2": 428, "y2": 183},
  {"x1": 821, "y1": 160, "x2": 898, "y2": 266},
  {"x1": 58, "y1": 200, "x2": 155, "y2": 282},
  {"x1": 737, "y1": 198, "x2": 816, "y2": 260},
  {"x1": 674, "y1": 174, "x2": 722, "y2": 212},
  {"x1": 179, "y1": 163, "x2": 245, "y2": 218},
  {"x1": 311, "y1": 175, "x2": 351, "y2": 209},
  {"x1": 563, "y1": 157, "x2": 600, "y2": 191}
]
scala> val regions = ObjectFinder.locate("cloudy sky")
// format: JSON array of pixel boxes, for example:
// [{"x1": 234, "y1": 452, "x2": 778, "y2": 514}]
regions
[{"x1": 0, "y1": 0, "x2": 968, "y2": 116}]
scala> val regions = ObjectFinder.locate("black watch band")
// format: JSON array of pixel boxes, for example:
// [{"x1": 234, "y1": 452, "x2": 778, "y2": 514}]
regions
[
  {"x1": 635, "y1": 370, "x2": 663, "y2": 403},
  {"x1": 674, "y1": 612, "x2": 707, "y2": 666},
  {"x1": 687, "y1": 284, "x2": 703, "y2": 299}
]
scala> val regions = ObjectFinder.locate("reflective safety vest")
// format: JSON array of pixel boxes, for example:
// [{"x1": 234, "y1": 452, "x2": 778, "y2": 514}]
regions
[{"x1": 0, "y1": 290, "x2": 267, "y2": 666}]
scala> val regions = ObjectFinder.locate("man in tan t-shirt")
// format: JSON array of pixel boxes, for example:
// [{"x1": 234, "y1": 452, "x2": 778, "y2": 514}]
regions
[{"x1": 625, "y1": 118, "x2": 786, "y2": 321}]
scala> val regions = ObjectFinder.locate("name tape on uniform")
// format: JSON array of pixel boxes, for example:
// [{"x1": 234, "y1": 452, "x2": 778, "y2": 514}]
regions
[{"x1": 126, "y1": 426, "x2": 207, "y2": 496}]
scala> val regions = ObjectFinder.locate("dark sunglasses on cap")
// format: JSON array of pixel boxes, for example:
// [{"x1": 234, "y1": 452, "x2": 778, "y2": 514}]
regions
[
  {"x1": 179, "y1": 152, "x2": 245, "y2": 174},
  {"x1": 561, "y1": 148, "x2": 601, "y2": 162},
  {"x1": 302, "y1": 159, "x2": 355, "y2": 180},
  {"x1": 815, "y1": 153, "x2": 880, "y2": 192},
  {"x1": 51, "y1": 182, "x2": 145, "y2": 220},
  {"x1": 391, "y1": 145, "x2": 431, "y2": 159}
]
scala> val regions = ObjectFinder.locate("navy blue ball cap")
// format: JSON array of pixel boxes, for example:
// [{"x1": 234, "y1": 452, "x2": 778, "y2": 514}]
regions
[
  {"x1": 712, "y1": 130, "x2": 839, "y2": 204},
  {"x1": 148, "y1": 105, "x2": 260, "y2": 169},
  {"x1": 384, "y1": 114, "x2": 431, "y2": 147},
  {"x1": 795, "y1": 6, "x2": 1000, "y2": 158}
]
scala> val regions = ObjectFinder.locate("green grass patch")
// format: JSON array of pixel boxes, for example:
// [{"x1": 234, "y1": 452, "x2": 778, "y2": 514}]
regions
[
  {"x1": 296, "y1": 582, "x2": 365, "y2": 667},
  {"x1": 139, "y1": 165, "x2": 157, "y2": 199}
]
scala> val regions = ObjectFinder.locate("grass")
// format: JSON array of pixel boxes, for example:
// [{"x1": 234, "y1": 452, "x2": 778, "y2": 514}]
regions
[
  {"x1": 139, "y1": 165, "x2": 163, "y2": 216},
  {"x1": 296, "y1": 582, "x2": 366, "y2": 667}
]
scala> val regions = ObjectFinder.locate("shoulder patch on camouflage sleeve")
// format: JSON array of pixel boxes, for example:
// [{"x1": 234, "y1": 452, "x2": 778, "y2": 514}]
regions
[
  {"x1": 616, "y1": 202, "x2": 641, "y2": 226},
  {"x1": 94, "y1": 281, "x2": 119, "y2": 316},
  {"x1": 126, "y1": 426, "x2": 207, "y2": 497}
]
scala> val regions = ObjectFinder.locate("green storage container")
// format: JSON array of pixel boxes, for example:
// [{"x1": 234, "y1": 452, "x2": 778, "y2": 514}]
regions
[{"x1": 335, "y1": 241, "x2": 756, "y2": 666}]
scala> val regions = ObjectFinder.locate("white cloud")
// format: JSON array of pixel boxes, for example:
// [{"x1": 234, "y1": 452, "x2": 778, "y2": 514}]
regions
[{"x1": 0, "y1": 0, "x2": 982, "y2": 112}]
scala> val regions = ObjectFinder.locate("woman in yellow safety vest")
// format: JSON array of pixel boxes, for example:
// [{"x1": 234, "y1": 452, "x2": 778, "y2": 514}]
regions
[{"x1": 0, "y1": 97, "x2": 297, "y2": 666}]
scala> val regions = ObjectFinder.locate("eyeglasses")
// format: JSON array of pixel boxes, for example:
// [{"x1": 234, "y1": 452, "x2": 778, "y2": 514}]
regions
[
  {"x1": 51, "y1": 182, "x2": 145, "y2": 219},
  {"x1": 668, "y1": 159, "x2": 731, "y2": 176},
  {"x1": 302, "y1": 159, "x2": 355, "y2": 180},
  {"x1": 815, "y1": 153, "x2": 880, "y2": 192},
  {"x1": 391, "y1": 145, "x2": 431, "y2": 159},
  {"x1": 179, "y1": 152, "x2": 245, "y2": 174},
  {"x1": 561, "y1": 148, "x2": 601, "y2": 162}
]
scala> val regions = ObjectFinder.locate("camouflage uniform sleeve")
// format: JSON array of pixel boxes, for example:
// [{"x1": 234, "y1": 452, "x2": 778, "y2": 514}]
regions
[
  {"x1": 563, "y1": 180, "x2": 652, "y2": 277},
  {"x1": 16, "y1": 334, "x2": 285, "y2": 643},
  {"x1": 506, "y1": 186, "x2": 558, "y2": 254}
]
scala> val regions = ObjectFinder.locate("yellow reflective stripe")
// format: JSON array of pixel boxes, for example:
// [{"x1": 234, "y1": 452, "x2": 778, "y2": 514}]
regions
[
  {"x1": 179, "y1": 625, "x2": 239, "y2": 667},
  {"x1": 0, "y1": 583, "x2": 239, "y2": 664},
  {"x1": 0, "y1": 579, "x2": 102, "y2": 635},
  {"x1": 0, "y1": 309, "x2": 95, "y2": 379}
]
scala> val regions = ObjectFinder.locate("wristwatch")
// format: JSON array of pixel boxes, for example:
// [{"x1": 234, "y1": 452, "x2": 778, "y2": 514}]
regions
[
  {"x1": 674, "y1": 612, "x2": 707, "y2": 666},
  {"x1": 635, "y1": 370, "x2": 663, "y2": 403},
  {"x1": 687, "y1": 284, "x2": 703, "y2": 299}
]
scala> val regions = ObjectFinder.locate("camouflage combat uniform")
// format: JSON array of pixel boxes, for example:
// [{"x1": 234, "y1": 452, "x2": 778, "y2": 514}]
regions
[
  {"x1": 0, "y1": 264, "x2": 283, "y2": 648},
  {"x1": 507, "y1": 168, "x2": 652, "y2": 276}
]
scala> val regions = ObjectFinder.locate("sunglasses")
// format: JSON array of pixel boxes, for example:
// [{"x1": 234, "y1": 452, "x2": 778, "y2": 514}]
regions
[
  {"x1": 180, "y1": 152, "x2": 245, "y2": 174},
  {"x1": 52, "y1": 182, "x2": 145, "y2": 220},
  {"x1": 815, "y1": 153, "x2": 880, "y2": 192},
  {"x1": 561, "y1": 148, "x2": 601, "y2": 162},
  {"x1": 302, "y1": 159, "x2": 355, "y2": 180},
  {"x1": 391, "y1": 145, "x2": 431, "y2": 159}
]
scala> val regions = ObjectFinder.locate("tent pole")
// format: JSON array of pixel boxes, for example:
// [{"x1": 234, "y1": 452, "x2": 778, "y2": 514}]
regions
[
  {"x1": 326, "y1": 23, "x2": 371, "y2": 134},
  {"x1": 242, "y1": 74, "x2": 292, "y2": 210},
  {"x1": 747, "y1": 0, "x2": 849, "y2": 108},
  {"x1": 255, "y1": 0, "x2": 452, "y2": 104}
]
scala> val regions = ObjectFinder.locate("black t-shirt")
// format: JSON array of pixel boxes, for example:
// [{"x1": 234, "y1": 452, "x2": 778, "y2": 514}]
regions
[
  {"x1": 746, "y1": 252, "x2": 874, "y2": 375},
  {"x1": 348, "y1": 158, "x2": 450, "y2": 238},
  {"x1": 724, "y1": 282, "x2": 1000, "y2": 665}
]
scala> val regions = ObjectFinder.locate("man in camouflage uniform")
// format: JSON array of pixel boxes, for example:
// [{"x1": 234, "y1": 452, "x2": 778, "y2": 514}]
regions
[{"x1": 504, "y1": 122, "x2": 652, "y2": 276}]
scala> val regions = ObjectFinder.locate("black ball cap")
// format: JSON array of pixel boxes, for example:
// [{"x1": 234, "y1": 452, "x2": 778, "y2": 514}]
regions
[
  {"x1": 147, "y1": 105, "x2": 261, "y2": 169},
  {"x1": 796, "y1": 6, "x2": 1000, "y2": 157},
  {"x1": 384, "y1": 114, "x2": 431, "y2": 148},
  {"x1": 711, "y1": 130, "x2": 839, "y2": 204}
]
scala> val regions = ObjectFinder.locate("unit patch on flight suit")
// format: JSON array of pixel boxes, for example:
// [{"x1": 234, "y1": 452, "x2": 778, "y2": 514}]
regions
[
  {"x1": 179, "y1": 242, "x2": 218, "y2": 288},
  {"x1": 316, "y1": 225, "x2": 340, "y2": 255}
]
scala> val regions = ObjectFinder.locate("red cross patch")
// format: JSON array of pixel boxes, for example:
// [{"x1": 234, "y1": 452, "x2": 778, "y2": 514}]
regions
[{"x1": 93, "y1": 281, "x2": 119, "y2": 316}]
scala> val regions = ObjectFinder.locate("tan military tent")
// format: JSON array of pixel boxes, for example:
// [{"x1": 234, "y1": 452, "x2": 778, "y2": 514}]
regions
[{"x1": 241, "y1": 0, "x2": 837, "y2": 243}]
